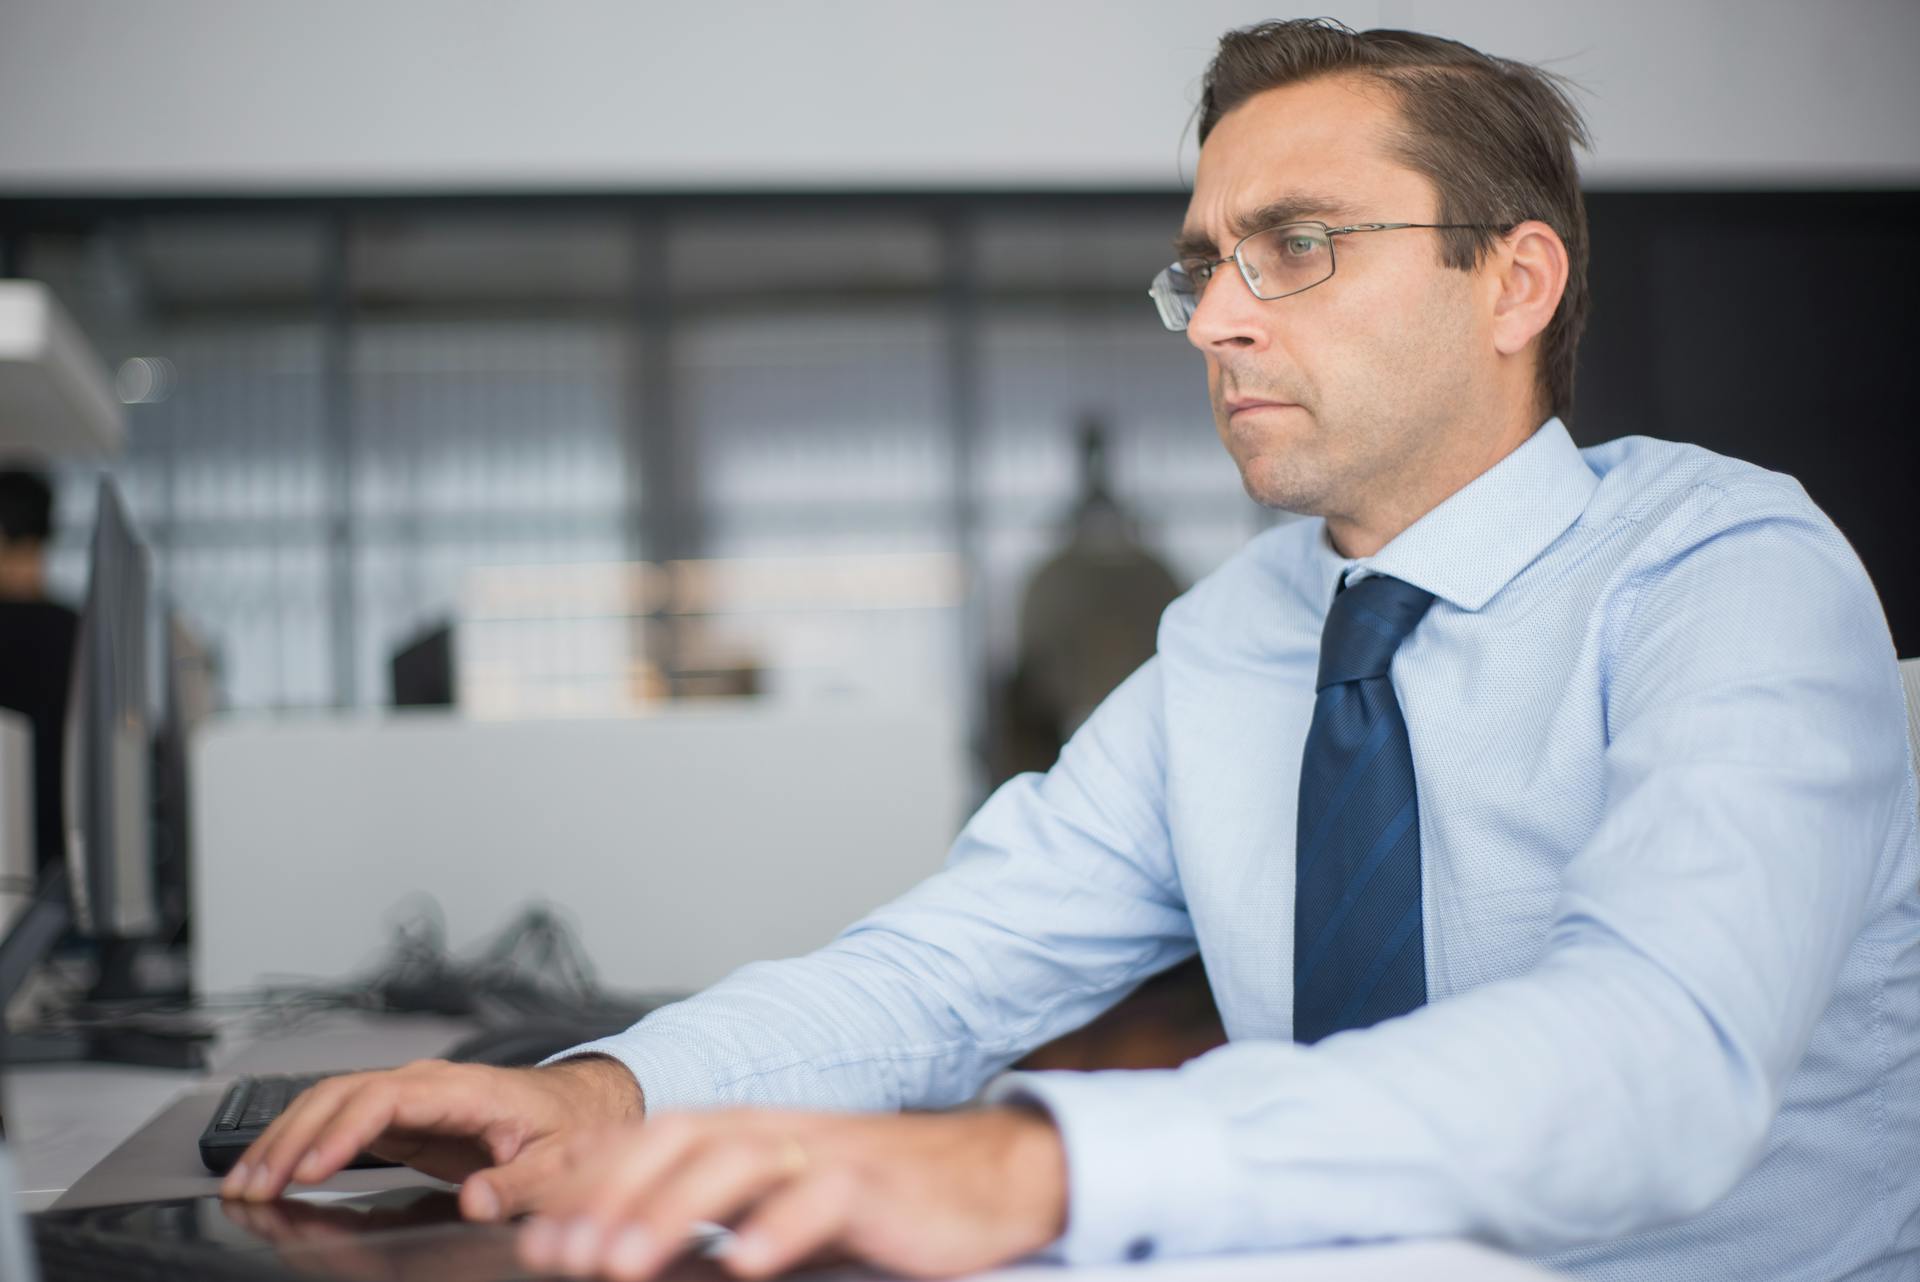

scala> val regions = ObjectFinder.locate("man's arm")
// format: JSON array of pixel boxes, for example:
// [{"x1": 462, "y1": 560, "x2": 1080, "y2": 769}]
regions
[
  {"x1": 987, "y1": 485, "x2": 1917, "y2": 1262},
  {"x1": 548, "y1": 656, "x2": 1195, "y2": 1114},
  {"x1": 231, "y1": 656, "x2": 1192, "y2": 1205}
]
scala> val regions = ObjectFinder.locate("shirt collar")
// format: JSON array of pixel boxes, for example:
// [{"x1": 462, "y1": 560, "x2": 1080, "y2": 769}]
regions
[{"x1": 1307, "y1": 416, "x2": 1599, "y2": 613}]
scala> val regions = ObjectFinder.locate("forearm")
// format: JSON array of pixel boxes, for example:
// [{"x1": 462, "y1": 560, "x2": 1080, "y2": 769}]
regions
[
  {"x1": 556, "y1": 946, "x2": 1003, "y2": 1115},
  {"x1": 552, "y1": 844, "x2": 1192, "y2": 1115}
]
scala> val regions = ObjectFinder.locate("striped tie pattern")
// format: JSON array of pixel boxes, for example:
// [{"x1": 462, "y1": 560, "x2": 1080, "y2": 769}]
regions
[{"x1": 1293, "y1": 573, "x2": 1437, "y2": 1045}]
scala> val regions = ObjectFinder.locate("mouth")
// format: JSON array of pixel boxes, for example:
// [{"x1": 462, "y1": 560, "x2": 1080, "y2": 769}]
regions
[{"x1": 1223, "y1": 397, "x2": 1300, "y2": 418}]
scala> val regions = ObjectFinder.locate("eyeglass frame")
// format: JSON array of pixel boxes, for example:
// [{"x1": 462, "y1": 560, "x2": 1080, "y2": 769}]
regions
[{"x1": 1148, "y1": 219, "x2": 1515, "y2": 331}]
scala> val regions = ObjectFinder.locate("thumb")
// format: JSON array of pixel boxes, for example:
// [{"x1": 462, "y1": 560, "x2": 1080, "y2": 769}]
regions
[{"x1": 459, "y1": 1139, "x2": 568, "y2": 1222}]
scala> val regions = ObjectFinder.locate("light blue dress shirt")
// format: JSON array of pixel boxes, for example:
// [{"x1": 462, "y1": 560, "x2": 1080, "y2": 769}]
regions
[{"x1": 563, "y1": 418, "x2": 1920, "y2": 1281}]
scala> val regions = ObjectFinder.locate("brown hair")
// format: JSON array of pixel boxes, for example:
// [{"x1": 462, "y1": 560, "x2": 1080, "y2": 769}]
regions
[{"x1": 1197, "y1": 19, "x2": 1592, "y2": 423}]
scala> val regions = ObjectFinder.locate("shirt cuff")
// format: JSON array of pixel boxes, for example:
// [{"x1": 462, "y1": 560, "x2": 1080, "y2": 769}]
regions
[
  {"x1": 539, "y1": 1026, "x2": 727, "y2": 1116},
  {"x1": 981, "y1": 1068, "x2": 1241, "y2": 1264}
]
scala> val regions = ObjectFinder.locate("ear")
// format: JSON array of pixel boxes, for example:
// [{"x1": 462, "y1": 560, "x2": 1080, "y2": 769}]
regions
[{"x1": 1487, "y1": 219, "x2": 1568, "y2": 359}]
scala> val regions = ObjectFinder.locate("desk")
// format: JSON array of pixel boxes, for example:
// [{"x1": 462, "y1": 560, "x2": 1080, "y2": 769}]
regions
[
  {"x1": 9, "y1": 1011, "x2": 474, "y2": 1211},
  {"x1": 7, "y1": 1011, "x2": 1567, "y2": 1280}
]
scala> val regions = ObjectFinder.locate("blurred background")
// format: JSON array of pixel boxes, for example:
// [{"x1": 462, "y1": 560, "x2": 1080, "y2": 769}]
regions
[{"x1": 0, "y1": 1, "x2": 1914, "y2": 1027}]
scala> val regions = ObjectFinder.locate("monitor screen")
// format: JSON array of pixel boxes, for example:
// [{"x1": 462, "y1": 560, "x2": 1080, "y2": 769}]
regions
[{"x1": 62, "y1": 478, "x2": 157, "y2": 940}]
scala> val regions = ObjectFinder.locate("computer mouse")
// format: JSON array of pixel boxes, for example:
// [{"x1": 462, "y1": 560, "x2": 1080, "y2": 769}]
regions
[{"x1": 442, "y1": 1016, "x2": 636, "y2": 1068}]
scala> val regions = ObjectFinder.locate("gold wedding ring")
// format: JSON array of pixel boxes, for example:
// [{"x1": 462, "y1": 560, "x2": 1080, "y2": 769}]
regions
[{"x1": 776, "y1": 1136, "x2": 810, "y2": 1178}]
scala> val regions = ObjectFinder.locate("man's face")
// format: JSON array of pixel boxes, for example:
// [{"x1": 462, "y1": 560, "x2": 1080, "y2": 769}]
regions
[{"x1": 1182, "y1": 74, "x2": 1492, "y2": 525}]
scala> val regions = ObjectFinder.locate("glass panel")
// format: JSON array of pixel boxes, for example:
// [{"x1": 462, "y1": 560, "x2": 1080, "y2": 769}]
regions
[
  {"x1": 349, "y1": 319, "x2": 630, "y2": 705},
  {"x1": 682, "y1": 305, "x2": 948, "y2": 543},
  {"x1": 669, "y1": 214, "x2": 940, "y2": 298},
  {"x1": 350, "y1": 213, "x2": 636, "y2": 307},
  {"x1": 18, "y1": 198, "x2": 1278, "y2": 723},
  {"x1": 974, "y1": 206, "x2": 1183, "y2": 295},
  {"x1": 43, "y1": 321, "x2": 334, "y2": 711},
  {"x1": 134, "y1": 217, "x2": 328, "y2": 308},
  {"x1": 679, "y1": 302, "x2": 958, "y2": 705}
]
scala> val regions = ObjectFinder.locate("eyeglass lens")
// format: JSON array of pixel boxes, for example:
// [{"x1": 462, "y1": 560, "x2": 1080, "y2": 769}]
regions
[
  {"x1": 1150, "y1": 224, "x2": 1337, "y2": 331},
  {"x1": 1232, "y1": 224, "x2": 1334, "y2": 300}
]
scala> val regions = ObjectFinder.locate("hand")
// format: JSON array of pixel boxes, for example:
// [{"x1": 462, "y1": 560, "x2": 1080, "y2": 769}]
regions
[
  {"x1": 219, "y1": 1055, "x2": 644, "y2": 1222},
  {"x1": 517, "y1": 1105, "x2": 1069, "y2": 1281}
]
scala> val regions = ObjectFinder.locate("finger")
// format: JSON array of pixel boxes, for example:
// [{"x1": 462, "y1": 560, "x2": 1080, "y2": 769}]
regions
[
  {"x1": 271, "y1": 1064, "x2": 500, "y2": 1196},
  {"x1": 539, "y1": 1116, "x2": 705, "y2": 1221},
  {"x1": 520, "y1": 1119, "x2": 705, "y2": 1275},
  {"x1": 459, "y1": 1136, "x2": 571, "y2": 1222},
  {"x1": 286, "y1": 1079, "x2": 417, "y2": 1186},
  {"x1": 227, "y1": 1075, "x2": 367, "y2": 1200},
  {"x1": 220, "y1": 1080, "x2": 325, "y2": 1196},
  {"x1": 587, "y1": 1138, "x2": 803, "y2": 1280},
  {"x1": 586, "y1": 1131, "x2": 777, "y2": 1226},
  {"x1": 722, "y1": 1169, "x2": 856, "y2": 1280}
]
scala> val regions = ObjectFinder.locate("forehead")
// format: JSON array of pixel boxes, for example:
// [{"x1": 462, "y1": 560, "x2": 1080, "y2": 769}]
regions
[{"x1": 1182, "y1": 74, "x2": 1435, "y2": 248}]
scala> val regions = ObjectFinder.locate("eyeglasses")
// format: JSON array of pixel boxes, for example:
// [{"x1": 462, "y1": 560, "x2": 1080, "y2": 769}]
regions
[{"x1": 1148, "y1": 220, "x2": 1509, "y2": 331}]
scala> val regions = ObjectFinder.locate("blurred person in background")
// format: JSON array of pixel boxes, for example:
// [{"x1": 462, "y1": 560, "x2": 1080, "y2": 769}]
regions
[
  {"x1": 222, "y1": 19, "x2": 1920, "y2": 1282},
  {"x1": 990, "y1": 417, "x2": 1224, "y2": 1075},
  {"x1": 989, "y1": 416, "x2": 1183, "y2": 780},
  {"x1": 0, "y1": 465, "x2": 79, "y2": 880}
]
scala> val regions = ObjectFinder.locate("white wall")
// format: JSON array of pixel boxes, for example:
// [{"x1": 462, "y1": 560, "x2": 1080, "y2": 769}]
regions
[
  {"x1": 191, "y1": 705, "x2": 969, "y2": 995},
  {"x1": 0, "y1": 0, "x2": 1914, "y2": 192}
]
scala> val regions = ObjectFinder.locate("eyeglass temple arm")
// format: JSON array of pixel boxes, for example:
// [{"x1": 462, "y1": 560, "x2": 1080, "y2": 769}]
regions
[{"x1": 1324, "y1": 221, "x2": 1514, "y2": 236}]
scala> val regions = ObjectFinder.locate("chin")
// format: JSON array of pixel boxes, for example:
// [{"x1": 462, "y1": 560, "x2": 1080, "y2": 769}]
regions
[{"x1": 1232, "y1": 450, "x2": 1328, "y2": 515}]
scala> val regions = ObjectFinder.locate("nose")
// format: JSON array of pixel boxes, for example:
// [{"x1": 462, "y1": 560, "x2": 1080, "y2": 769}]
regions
[{"x1": 1184, "y1": 261, "x2": 1271, "y2": 355}]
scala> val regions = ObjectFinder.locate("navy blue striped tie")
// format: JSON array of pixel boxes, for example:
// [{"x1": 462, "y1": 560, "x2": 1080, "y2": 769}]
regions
[{"x1": 1293, "y1": 573, "x2": 1436, "y2": 1045}]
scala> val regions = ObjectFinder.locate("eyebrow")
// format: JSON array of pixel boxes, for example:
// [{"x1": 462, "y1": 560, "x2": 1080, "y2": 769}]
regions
[{"x1": 1172, "y1": 194, "x2": 1366, "y2": 261}]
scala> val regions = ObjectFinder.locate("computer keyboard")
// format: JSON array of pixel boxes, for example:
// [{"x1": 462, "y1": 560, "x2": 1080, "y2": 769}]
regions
[{"x1": 197, "y1": 1073, "x2": 400, "y2": 1176}]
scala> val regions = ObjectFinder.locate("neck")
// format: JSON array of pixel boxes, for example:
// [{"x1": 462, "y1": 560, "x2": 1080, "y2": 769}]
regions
[{"x1": 1325, "y1": 405, "x2": 1547, "y2": 559}]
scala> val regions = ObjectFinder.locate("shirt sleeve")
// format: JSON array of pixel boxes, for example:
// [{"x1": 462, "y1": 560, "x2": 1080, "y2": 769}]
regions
[
  {"x1": 546, "y1": 656, "x2": 1197, "y2": 1114},
  {"x1": 986, "y1": 481, "x2": 1917, "y2": 1263}
]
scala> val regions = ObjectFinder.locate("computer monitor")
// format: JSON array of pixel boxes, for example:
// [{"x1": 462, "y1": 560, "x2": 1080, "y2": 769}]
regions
[
  {"x1": 391, "y1": 620, "x2": 455, "y2": 708},
  {"x1": 0, "y1": 476, "x2": 187, "y2": 1055},
  {"x1": 63, "y1": 477, "x2": 159, "y2": 955}
]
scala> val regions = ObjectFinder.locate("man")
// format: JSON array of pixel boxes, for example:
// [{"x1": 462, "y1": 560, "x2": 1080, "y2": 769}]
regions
[
  {"x1": 0, "y1": 466, "x2": 80, "y2": 878},
  {"x1": 228, "y1": 20, "x2": 1920, "y2": 1282}
]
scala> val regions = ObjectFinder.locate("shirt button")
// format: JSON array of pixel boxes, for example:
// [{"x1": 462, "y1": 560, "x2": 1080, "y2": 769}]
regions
[{"x1": 1125, "y1": 1237, "x2": 1156, "y2": 1262}]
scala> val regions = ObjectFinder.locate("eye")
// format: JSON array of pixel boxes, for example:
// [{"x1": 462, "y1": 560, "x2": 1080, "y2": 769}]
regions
[
  {"x1": 1179, "y1": 259, "x2": 1215, "y2": 286},
  {"x1": 1282, "y1": 235, "x2": 1321, "y2": 257}
]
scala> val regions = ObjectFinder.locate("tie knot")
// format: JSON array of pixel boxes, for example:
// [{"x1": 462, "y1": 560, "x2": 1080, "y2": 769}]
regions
[{"x1": 1316, "y1": 574, "x2": 1436, "y2": 691}]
